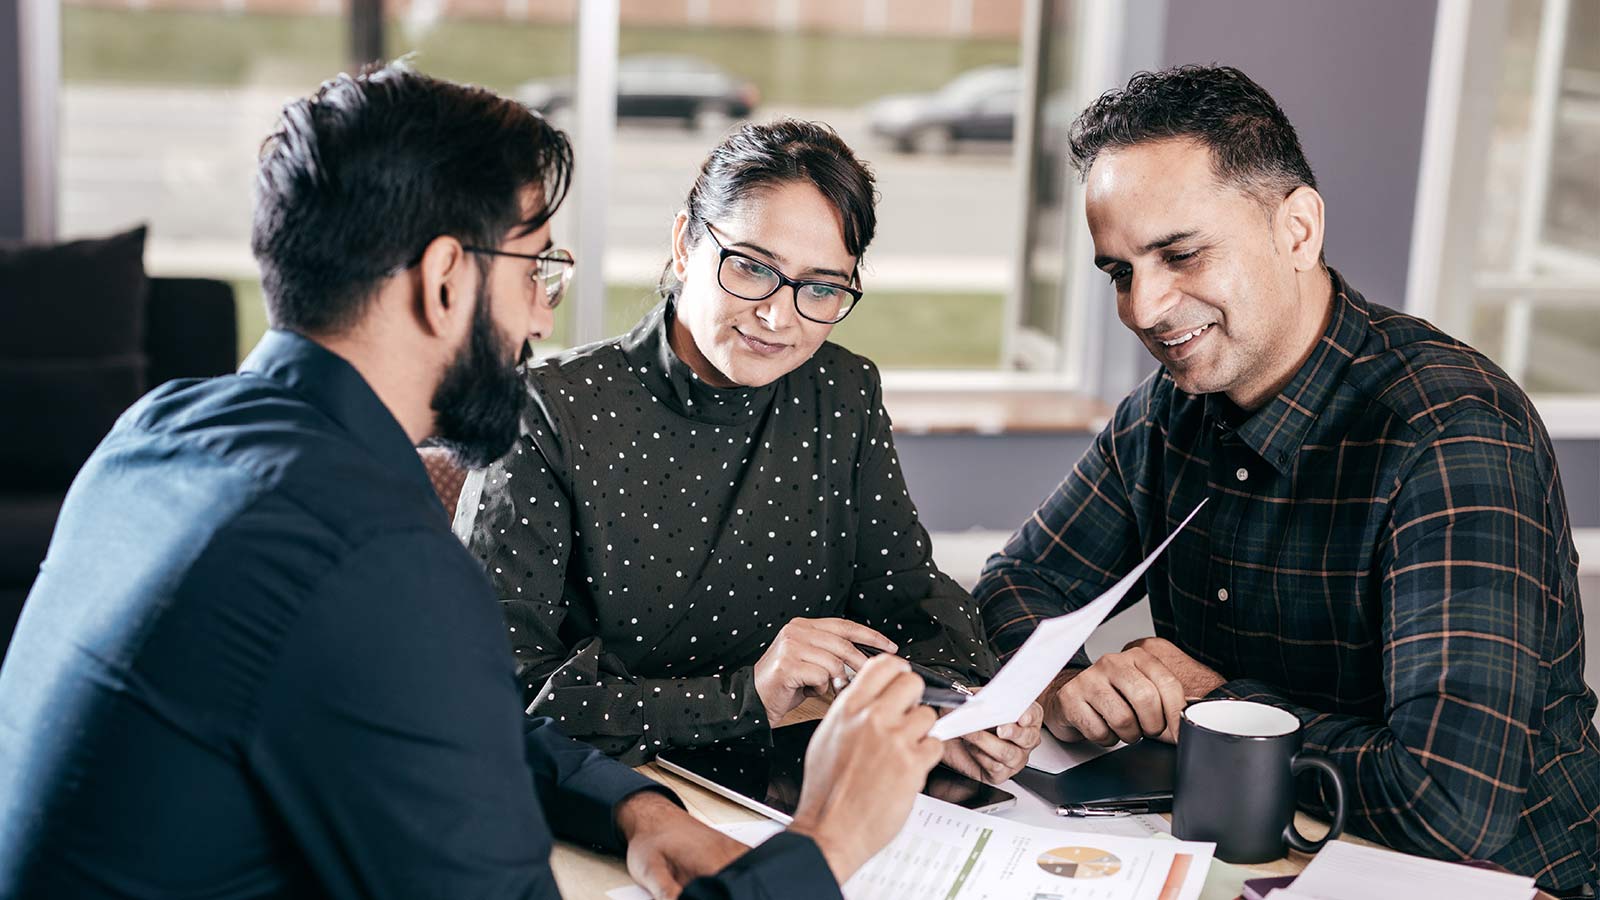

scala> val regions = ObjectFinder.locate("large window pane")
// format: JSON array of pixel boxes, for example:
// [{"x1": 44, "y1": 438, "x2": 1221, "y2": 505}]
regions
[
  {"x1": 1458, "y1": 0, "x2": 1600, "y2": 396},
  {"x1": 1543, "y1": 0, "x2": 1599, "y2": 261},
  {"x1": 585, "y1": 1, "x2": 1025, "y2": 369},
  {"x1": 386, "y1": 0, "x2": 581, "y2": 354},
  {"x1": 59, "y1": 0, "x2": 350, "y2": 360}
]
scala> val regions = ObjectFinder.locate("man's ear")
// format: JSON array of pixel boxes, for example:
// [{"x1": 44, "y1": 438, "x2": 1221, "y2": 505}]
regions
[
  {"x1": 416, "y1": 235, "x2": 475, "y2": 338},
  {"x1": 670, "y1": 211, "x2": 692, "y2": 279},
  {"x1": 1278, "y1": 186, "x2": 1325, "y2": 273}
]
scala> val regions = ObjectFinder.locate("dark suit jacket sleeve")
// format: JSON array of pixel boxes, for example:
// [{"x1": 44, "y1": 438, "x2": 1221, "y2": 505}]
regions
[
  {"x1": 522, "y1": 715, "x2": 676, "y2": 851},
  {"x1": 243, "y1": 528, "x2": 838, "y2": 899},
  {"x1": 246, "y1": 528, "x2": 660, "y2": 898},
  {"x1": 682, "y1": 832, "x2": 844, "y2": 900}
]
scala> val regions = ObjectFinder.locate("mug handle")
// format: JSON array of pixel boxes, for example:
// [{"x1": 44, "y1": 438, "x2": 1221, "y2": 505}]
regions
[{"x1": 1284, "y1": 753, "x2": 1347, "y2": 853}]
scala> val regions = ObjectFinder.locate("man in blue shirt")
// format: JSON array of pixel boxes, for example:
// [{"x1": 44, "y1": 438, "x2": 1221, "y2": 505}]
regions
[{"x1": 0, "y1": 64, "x2": 943, "y2": 898}]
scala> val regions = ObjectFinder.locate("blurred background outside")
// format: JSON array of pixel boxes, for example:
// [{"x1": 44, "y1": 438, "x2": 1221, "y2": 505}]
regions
[
  {"x1": 53, "y1": 0, "x2": 1600, "y2": 394},
  {"x1": 59, "y1": 0, "x2": 1025, "y2": 370}
]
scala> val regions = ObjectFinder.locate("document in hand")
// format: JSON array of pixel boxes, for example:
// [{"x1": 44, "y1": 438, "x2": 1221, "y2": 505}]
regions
[{"x1": 930, "y1": 499, "x2": 1209, "y2": 742}]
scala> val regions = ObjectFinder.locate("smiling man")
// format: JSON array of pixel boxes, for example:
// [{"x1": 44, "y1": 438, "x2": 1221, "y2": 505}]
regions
[{"x1": 975, "y1": 65, "x2": 1600, "y2": 894}]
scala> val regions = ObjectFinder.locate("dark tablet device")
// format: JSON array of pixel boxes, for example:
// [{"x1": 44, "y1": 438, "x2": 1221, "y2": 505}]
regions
[
  {"x1": 655, "y1": 719, "x2": 1016, "y2": 822},
  {"x1": 1013, "y1": 738, "x2": 1176, "y2": 807}
]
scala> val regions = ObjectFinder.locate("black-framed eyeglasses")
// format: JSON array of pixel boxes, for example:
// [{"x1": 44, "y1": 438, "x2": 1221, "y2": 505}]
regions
[
  {"x1": 461, "y1": 245, "x2": 576, "y2": 309},
  {"x1": 702, "y1": 223, "x2": 862, "y2": 325}
]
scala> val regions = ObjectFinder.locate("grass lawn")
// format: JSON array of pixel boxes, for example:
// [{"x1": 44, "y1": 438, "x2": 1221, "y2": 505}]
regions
[
  {"x1": 231, "y1": 279, "x2": 1004, "y2": 370},
  {"x1": 63, "y1": 6, "x2": 1018, "y2": 106}
]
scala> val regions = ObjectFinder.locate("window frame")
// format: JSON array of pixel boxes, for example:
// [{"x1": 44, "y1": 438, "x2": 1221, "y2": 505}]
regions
[{"x1": 1408, "y1": 0, "x2": 1600, "y2": 438}]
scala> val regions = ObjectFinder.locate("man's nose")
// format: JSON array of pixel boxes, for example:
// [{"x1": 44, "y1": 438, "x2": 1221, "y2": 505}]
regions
[{"x1": 1123, "y1": 269, "x2": 1181, "y2": 332}]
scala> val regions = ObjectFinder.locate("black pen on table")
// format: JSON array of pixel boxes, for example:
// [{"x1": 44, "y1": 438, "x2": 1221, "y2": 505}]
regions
[
  {"x1": 852, "y1": 643, "x2": 973, "y2": 709},
  {"x1": 1057, "y1": 793, "x2": 1174, "y2": 818}
]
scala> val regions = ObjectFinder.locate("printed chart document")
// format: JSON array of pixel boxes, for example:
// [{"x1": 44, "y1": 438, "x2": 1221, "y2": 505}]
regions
[
  {"x1": 931, "y1": 499, "x2": 1208, "y2": 741},
  {"x1": 606, "y1": 796, "x2": 1210, "y2": 900},
  {"x1": 842, "y1": 795, "x2": 1211, "y2": 900}
]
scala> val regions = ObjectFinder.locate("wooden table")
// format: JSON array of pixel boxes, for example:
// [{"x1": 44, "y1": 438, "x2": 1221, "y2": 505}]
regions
[{"x1": 548, "y1": 702, "x2": 1552, "y2": 899}]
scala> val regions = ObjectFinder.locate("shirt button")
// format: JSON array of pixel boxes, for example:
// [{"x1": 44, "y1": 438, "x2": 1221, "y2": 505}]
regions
[
  {"x1": 1235, "y1": 467, "x2": 1249, "y2": 482},
  {"x1": 1217, "y1": 588, "x2": 1229, "y2": 602}
]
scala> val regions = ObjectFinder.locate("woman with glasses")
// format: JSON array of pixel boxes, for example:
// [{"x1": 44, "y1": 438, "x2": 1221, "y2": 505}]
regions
[{"x1": 454, "y1": 119, "x2": 1042, "y2": 784}]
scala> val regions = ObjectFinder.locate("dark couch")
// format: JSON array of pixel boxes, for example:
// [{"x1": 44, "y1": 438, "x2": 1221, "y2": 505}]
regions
[{"x1": 0, "y1": 227, "x2": 237, "y2": 662}]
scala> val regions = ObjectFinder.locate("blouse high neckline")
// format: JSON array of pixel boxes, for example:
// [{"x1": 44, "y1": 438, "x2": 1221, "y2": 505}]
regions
[{"x1": 619, "y1": 299, "x2": 779, "y2": 426}]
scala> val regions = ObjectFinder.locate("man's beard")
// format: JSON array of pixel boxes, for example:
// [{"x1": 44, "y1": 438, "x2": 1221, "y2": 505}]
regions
[{"x1": 430, "y1": 285, "x2": 527, "y2": 470}]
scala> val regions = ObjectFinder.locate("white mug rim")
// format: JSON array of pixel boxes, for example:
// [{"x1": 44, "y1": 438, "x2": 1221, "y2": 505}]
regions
[{"x1": 1181, "y1": 699, "x2": 1299, "y2": 739}]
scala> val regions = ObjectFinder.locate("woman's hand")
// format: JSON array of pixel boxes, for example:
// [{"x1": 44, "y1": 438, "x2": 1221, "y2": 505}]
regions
[
  {"x1": 939, "y1": 700, "x2": 1044, "y2": 784},
  {"x1": 752, "y1": 617, "x2": 896, "y2": 723}
]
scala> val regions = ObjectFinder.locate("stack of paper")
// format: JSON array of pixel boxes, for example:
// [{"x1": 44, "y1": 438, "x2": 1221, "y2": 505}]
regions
[{"x1": 1269, "y1": 842, "x2": 1537, "y2": 900}]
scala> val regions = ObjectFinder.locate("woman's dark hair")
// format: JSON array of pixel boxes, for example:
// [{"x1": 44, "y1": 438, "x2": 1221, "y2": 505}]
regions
[
  {"x1": 659, "y1": 119, "x2": 878, "y2": 301},
  {"x1": 252, "y1": 61, "x2": 573, "y2": 335},
  {"x1": 1067, "y1": 64, "x2": 1317, "y2": 208}
]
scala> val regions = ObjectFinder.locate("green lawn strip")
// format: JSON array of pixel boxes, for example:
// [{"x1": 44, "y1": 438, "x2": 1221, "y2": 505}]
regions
[
  {"x1": 64, "y1": 7, "x2": 1017, "y2": 107},
  {"x1": 232, "y1": 278, "x2": 1002, "y2": 369}
]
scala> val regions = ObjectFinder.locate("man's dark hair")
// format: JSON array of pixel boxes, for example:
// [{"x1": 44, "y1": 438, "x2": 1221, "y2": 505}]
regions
[
  {"x1": 252, "y1": 62, "x2": 573, "y2": 334},
  {"x1": 1067, "y1": 64, "x2": 1316, "y2": 207},
  {"x1": 660, "y1": 118, "x2": 878, "y2": 301}
]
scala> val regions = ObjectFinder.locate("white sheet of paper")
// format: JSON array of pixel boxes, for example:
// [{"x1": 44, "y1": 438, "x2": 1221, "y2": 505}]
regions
[
  {"x1": 929, "y1": 499, "x2": 1208, "y2": 741},
  {"x1": 1025, "y1": 731, "x2": 1120, "y2": 774},
  {"x1": 1288, "y1": 841, "x2": 1537, "y2": 900},
  {"x1": 717, "y1": 819, "x2": 785, "y2": 847}
]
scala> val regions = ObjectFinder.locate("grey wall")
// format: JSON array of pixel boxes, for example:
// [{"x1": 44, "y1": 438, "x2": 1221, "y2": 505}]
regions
[
  {"x1": 0, "y1": 1, "x2": 24, "y2": 241},
  {"x1": 1161, "y1": 0, "x2": 1439, "y2": 309},
  {"x1": 901, "y1": 433, "x2": 1600, "y2": 533}
]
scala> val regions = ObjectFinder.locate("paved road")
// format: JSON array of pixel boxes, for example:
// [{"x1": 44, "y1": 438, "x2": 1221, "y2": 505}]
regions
[{"x1": 60, "y1": 86, "x2": 1021, "y2": 290}]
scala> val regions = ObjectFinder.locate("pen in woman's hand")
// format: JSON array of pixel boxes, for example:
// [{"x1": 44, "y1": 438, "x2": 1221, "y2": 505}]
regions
[{"x1": 853, "y1": 643, "x2": 972, "y2": 694}]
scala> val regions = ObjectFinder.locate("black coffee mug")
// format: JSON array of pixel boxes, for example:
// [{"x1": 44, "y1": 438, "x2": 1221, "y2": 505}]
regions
[{"x1": 1171, "y1": 699, "x2": 1347, "y2": 863}]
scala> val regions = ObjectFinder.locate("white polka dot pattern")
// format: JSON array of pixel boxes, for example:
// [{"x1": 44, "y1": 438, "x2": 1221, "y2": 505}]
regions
[{"x1": 457, "y1": 301, "x2": 997, "y2": 765}]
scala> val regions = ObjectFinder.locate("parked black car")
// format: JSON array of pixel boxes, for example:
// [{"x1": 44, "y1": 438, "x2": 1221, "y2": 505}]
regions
[
  {"x1": 517, "y1": 54, "x2": 759, "y2": 130},
  {"x1": 866, "y1": 66, "x2": 1020, "y2": 154}
]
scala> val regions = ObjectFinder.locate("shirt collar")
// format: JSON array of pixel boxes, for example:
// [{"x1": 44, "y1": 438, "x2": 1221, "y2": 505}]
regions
[
  {"x1": 240, "y1": 329, "x2": 435, "y2": 496},
  {"x1": 1203, "y1": 268, "x2": 1371, "y2": 474},
  {"x1": 618, "y1": 299, "x2": 778, "y2": 426}
]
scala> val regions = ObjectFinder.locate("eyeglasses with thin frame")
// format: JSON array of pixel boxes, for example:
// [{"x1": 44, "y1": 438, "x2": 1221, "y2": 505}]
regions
[
  {"x1": 702, "y1": 223, "x2": 862, "y2": 325},
  {"x1": 461, "y1": 245, "x2": 576, "y2": 309}
]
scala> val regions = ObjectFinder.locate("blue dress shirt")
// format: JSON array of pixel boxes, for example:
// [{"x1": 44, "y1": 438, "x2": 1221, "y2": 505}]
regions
[{"x1": 0, "y1": 329, "x2": 838, "y2": 899}]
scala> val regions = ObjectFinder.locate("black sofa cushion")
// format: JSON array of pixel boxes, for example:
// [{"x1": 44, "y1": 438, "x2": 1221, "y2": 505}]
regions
[
  {"x1": 0, "y1": 493, "x2": 65, "y2": 585},
  {"x1": 145, "y1": 277, "x2": 239, "y2": 388},
  {"x1": 0, "y1": 356, "x2": 147, "y2": 489},
  {"x1": 0, "y1": 226, "x2": 152, "y2": 492},
  {"x1": 0, "y1": 225, "x2": 150, "y2": 360}
]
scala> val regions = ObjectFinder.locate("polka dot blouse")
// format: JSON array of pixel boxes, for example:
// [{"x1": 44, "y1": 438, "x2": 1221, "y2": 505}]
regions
[{"x1": 455, "y1": 300, "x2": 998, "y2": 765}]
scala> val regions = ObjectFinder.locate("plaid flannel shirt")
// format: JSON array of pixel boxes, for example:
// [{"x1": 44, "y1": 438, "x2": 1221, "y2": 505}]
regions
[{"x1": 976, "y1": 271, "x2": 1600, "y2": 890}]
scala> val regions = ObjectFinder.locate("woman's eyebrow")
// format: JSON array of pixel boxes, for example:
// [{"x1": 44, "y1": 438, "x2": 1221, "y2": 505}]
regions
[{"x1": 728, "y1": 238, "x2": 851, "y2": 281}]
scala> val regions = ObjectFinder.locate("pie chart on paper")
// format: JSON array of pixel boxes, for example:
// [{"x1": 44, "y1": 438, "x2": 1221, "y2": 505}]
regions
[{"x1": 1036, "y1": 846, "x2": 1122, "y2": 879}]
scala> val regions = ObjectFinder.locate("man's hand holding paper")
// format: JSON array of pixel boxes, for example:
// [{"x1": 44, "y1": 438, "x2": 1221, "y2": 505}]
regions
[{"x1": 929, "y1": 500, "x2": 1208, "y2": 743}]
